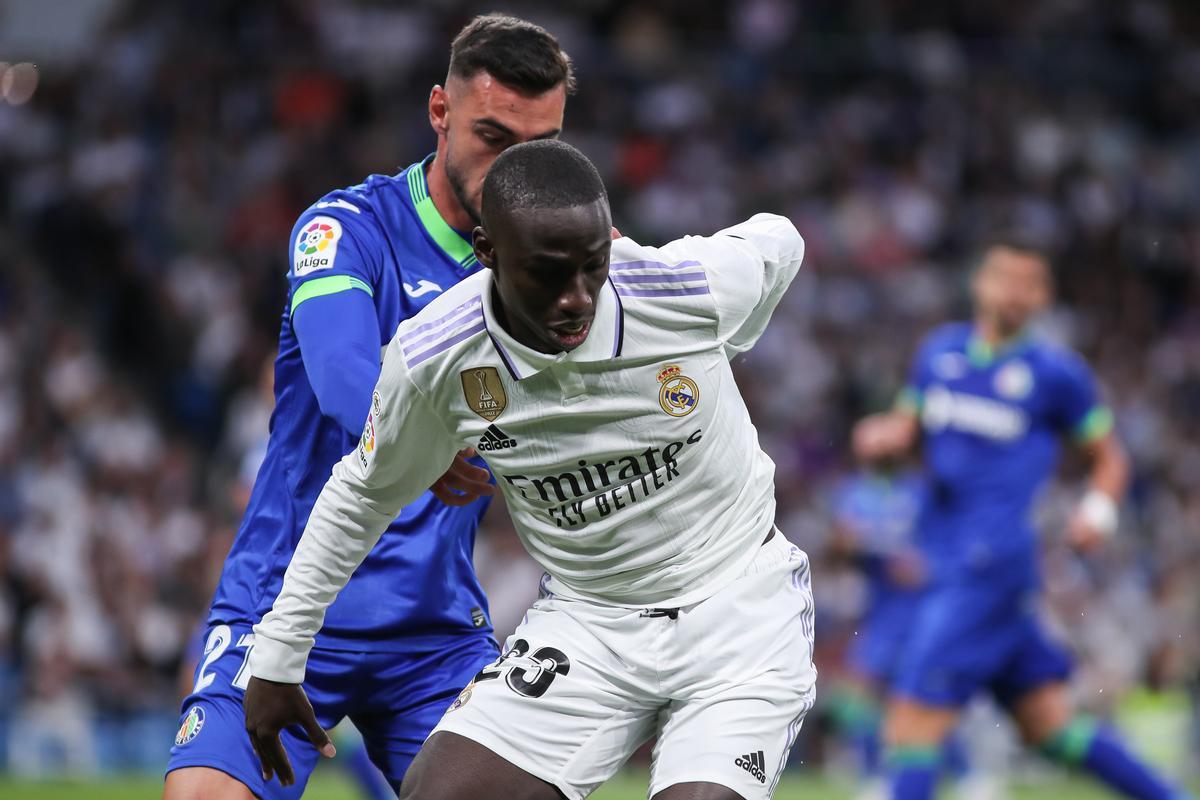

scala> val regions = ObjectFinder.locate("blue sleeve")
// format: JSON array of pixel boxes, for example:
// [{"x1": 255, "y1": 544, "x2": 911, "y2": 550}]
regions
[
  {"x1": 287, "y1": 206, "x2": 385, "y2": 435},
  {"x1": 1048, "y1": 351, "x2": 1113, "y2": 443},
  {"x1": 294, "y1": 290, "x2": 382, "y2": 435}
]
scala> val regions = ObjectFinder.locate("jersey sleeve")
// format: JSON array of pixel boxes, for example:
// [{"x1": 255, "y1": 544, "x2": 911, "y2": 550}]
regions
[
  {"x1": 248, "y1": 343, "x2": 460, "y2": 683},
  {"x1": 657, "y1": 213, "x2": 805, "y2": 356},
  {"x1": 287, "y1": 207, "x2": 381, "y2": 318},
  {"x1": 1048, "y1": 350, "x2": 1113, "y2": 443}
]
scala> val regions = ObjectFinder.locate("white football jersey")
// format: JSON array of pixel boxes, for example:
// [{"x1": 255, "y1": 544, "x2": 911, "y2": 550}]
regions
[{"x1": 250, "y1": 213, "x2": 805, "y2": 683}]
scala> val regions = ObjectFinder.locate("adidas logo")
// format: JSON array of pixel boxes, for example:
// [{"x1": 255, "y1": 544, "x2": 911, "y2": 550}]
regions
[
  {"x1": 734, "y1": 750, "x2": 766, "y2": 784},
  {"x1": 477, "y1": 424, "x2": 517, "y2": 452}
]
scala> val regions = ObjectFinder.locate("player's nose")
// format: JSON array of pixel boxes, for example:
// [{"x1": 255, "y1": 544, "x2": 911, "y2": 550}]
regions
[{"x1": 556, "y1": 272, "x2": 594, "y2": 318}]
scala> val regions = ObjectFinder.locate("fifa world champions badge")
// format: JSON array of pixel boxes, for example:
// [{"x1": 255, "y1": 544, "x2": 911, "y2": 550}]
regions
[
  {"x1": 461, "y1": 367, "x2": 508, "y2": 421},
  {"x1": 657, "y1": 364, "x2": 699, "y2": 417}
]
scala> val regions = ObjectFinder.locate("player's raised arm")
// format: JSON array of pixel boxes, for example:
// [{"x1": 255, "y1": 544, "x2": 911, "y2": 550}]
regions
[{"x1": 659, "y1": 212, "x2": 805, "y2": 357}]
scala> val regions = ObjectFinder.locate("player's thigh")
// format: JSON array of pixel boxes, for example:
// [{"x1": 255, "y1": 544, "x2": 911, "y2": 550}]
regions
[
  {"x1": 401, "y1": 731, "x2": 564, "y2": 800},
  {"x1": 1010, "y1": 681, "x2": 1073, "y2": 746},
  {"x1": 990, "y1": 616, "x2": 1074, "y2": 732},
  {"x1": 354, "y1": 635, "x2": 500, "y2": 791},
  {"x1": 651, "y1": 535, "x2": 817, "y2": 800},
  {"x1": 163, "y1": 766, "x2": 257, "y2": 800},
  {"x1": 882, "y1": 696, "x2": 962, "y2": 749},
  {"x1": 165, "y1": 623, "x2": 331, "y2": 800},
  {"x1": 427, "y1": 597, "x2": 659, "y2": 800},
  {"x1": 652, "y1": 783, "x2": 746, "y2": 800}
]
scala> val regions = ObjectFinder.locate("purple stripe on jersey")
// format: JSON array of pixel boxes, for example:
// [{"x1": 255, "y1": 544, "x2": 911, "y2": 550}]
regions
[
  {"x1": 609, "y1": 259, "x2": 702, "y2": 272},
  {"x1": 399, "y1": 297, "x2": 481, "y2": 346},
  {"x1": 487, "y1": 331, "x2": 522, "y2": 380},
  {"x1": 613, "y1": 285, "x2": 711, "y2": 298},
  {"x1": 401, "y1": 307, "x2": 484, "y2": 356},
  {"x1": 609, "y1": 271, "x2": 707, "y2": 285},
  {"x1": 609, "y1": 278, "x2": 625, "y2": 358},
  {"x1": 407, "y1": 320, "x2": 486, "y2": 366}
]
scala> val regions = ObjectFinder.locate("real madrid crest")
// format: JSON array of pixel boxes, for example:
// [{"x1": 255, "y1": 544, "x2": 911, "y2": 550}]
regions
[
  {"x1": 657, "y1": 364, "x2": 699, "y2": 417},
  {"x1": 461, "y1": 367, "x2": 507, "y2": 421}
]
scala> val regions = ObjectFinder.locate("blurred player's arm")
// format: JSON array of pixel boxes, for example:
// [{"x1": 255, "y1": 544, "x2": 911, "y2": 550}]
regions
[
  {"x1": 1067, "y1": 417, "x2": 1129, "y2": 552},
  {"x1": 852, "y1": 333, "x2": 933, "y2": 463},
  {"x1": 660, "y1": 212, "x2": 805, "y2": 356},
  {"x1": 1051, "y1": 352, "x2": 1128, "y2": 550}
]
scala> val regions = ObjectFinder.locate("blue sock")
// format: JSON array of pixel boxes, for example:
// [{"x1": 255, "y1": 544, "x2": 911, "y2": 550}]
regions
[
  {"x1": 1041, "y1": 718, "x2": 1189, "y2": 800},
  {"x1": 888, "y1": 746, "x2": 940, "y2": 800}
]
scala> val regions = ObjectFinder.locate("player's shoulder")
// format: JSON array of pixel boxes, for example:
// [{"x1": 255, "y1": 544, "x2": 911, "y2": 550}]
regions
[
  {"x1": 918, "y1": 321, "x2": 972, "y2": 357},
  {"x1": 606, "y1": 235, "x2": 716, "y2": 327},
  {"x1": 1024, "y1": 334, "x2": 1094, "y2": 382},
  {"x1": 388, "y1": 271, "x2": 491, "y2": 376},
  {"x1": 295, "y1": 171, "x2": 408, "y2": 229}
]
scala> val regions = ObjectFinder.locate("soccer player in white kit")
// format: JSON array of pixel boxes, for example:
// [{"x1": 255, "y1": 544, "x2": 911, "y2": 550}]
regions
[{"x1": 244, "y1": 140, "x2": 817, "y2": 800}]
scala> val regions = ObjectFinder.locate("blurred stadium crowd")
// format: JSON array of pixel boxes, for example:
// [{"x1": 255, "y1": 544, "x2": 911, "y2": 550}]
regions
[{"x1": 0, "y1": 0, "x2": 1197, "y2": 779}]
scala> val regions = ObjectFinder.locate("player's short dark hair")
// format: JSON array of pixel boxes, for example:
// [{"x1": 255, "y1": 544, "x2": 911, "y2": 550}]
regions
[
  {"x1": 481, "y1": 140, "x2": 606, "y2": 225},
  {"x1": 973, "y1": 231, "x2": 1054, "y2": 279},
  {"x1": 448, "y1": 14, "x2": 576, "y2": 95}
]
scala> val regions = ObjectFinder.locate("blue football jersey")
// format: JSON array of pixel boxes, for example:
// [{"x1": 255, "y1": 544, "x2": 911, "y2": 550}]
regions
[
  {"x1": 900, "y1": 322, "x2": 1112, "y2": 576},
  {"x1": 209, "y1": 156, "x2": 493, "y2": 650},
  {"x1": 832, "y1": 470, "x2": 925, "y2": 625}
]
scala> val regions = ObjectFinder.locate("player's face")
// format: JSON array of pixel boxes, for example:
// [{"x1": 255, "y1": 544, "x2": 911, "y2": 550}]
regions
[
  {"x1": 431, "y1": 73, "x2": 567, "y2": 224},
  {"x1": 475, "y1": 200, "x2": 612, "y2": 354},
  {"x1": 972, "y1": 246, "x2": 1051, "y2": 337}
]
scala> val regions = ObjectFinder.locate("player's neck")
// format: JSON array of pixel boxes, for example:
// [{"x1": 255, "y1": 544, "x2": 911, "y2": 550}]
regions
[
  {"x1": 974, "y1": 317, "x2": 1023, "y2": 349},
  {"x1": 425, "y1": 156, "x2": 475, "y2": 233}
]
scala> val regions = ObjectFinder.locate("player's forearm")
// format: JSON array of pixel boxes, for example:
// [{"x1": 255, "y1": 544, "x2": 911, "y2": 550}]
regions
[
  {"x1": 248, "y1": 458, "x2": 396, "y2": 683},
  {"x1": 1085, "y1": 432, "x2": 1129, "y2": 502}
]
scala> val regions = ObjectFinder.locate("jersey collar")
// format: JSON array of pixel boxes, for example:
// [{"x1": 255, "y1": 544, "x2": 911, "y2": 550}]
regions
[
  {"x1": 406, "y1": 154, "x2": 479, "y2": 271},
  {"x1": 967, "y1": 327, "x2": 1031, "y2": 367},
  {"x1": 482, "y1": 273, "x2": 625, "y2": 380}
]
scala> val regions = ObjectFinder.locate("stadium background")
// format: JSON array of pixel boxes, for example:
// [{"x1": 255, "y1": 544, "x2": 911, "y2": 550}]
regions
[{"x1": 0, "y1": 0, "x2": 1197, "y2": 797}]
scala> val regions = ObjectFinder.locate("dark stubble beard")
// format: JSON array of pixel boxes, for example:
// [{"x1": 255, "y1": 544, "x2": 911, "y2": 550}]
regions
[{"x1": 445, "y1": 153, "x2": 483, "y2": 226}]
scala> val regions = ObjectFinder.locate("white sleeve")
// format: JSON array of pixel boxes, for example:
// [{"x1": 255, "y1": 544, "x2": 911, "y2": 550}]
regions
[
  {"x1": 248, "y1": 343, "x2": 460, "y2": 683},
  {"x1": 658, "y1": 212, "x2": 805, "y2": 357}
]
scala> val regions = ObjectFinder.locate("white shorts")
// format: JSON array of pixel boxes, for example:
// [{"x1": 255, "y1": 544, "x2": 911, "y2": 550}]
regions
[{"x1": 432, "y1": 531, "x2": 817, "y2": 799}]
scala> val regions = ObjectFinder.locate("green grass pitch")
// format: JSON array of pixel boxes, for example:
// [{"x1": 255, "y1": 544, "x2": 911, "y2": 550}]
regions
[{"x1": 6, "y1": 769, "x2": 1194, "y2": 799}]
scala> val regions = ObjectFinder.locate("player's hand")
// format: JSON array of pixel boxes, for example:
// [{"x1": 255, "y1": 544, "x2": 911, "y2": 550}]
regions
[
  {"x1": 244, "y1": 676, "x2": 335, "y2": 786},
  {"x1": 429, "y1": 447, "x2": 495, "y2": 506},
  {"x1": 886, "y1": 550, "x2": 927, "y2": 589},
  {"x1": 852, "y1": 413, "x2": 915, "y2": 463},
  {"x1": 1066, "y1": 510, "x2": 1107, "y2": 554}
]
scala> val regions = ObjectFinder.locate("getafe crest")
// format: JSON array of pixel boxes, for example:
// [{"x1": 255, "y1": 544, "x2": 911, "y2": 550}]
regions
[
  {"x1": 461, "y1": 367, "x2": 507, "y2": 421},
  {"x1": 657, "y1": 364, "x2": 699, "y2": 417}
]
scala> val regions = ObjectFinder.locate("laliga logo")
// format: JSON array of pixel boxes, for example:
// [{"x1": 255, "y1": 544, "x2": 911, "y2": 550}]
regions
[
  {"x1": 294, "y1": 216, "x2": 342, "y2": 276},
  {"x1": 657, "y1": 364, "x2": 699, "y2": 417},
  {"x1": 297, "y1": 221, "x2": 335, "y2": 256}
]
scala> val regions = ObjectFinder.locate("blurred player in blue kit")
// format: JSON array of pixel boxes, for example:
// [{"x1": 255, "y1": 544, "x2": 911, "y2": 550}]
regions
[
  {"x1": 829, "y1": 468, "x2": 977, "y2": 799},
  {"x1": 163, "y1": 15, "x2": 575, "y2": 800},
  {"x1": 854, "y1": 238, "x2": 1191, "y2": 800}
]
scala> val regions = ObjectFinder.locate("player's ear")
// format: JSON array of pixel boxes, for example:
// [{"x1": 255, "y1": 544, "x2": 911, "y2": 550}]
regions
[
  {"x1": 429, "y1": 85, "x2": 449, "y2": 137},
  {"x1": 473, "y1": 227, "x2": 497, "y2": 272}
]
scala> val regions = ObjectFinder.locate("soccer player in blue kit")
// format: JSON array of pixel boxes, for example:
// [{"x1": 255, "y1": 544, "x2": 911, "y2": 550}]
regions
[
  {"x1": 163, "y1": 15, "x2": 575, "y2": 800},
  {"x1": 854, "y1": 238, "x2": 1191, "y2": 800}
]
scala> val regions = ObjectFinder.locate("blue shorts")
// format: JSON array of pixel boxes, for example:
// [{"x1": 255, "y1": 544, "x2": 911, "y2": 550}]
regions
[
  {"x1": 892, "y1": 577, "x2": 1071, "y2": 709},
  {"x1": 848, "y1": 619, "x2": 911, "y2": 688},
  {"x1": 165, "y1": 623, "x2": 497, "y2": 798}
]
